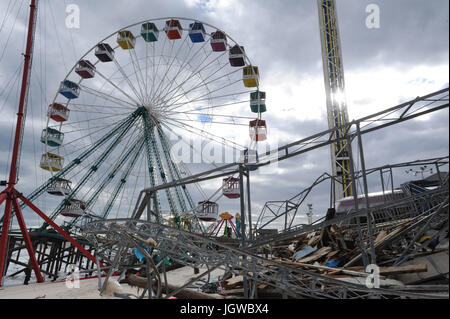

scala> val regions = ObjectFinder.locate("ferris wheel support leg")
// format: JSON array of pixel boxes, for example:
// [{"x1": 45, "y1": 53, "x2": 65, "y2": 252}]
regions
[
  {"x1": 142, "y1": 116, "x2": 162, "y2": 219},
  {"x1": 146, "y1": 120, "x2": 178, "y2": 214},
  {"x1": 11, "y1": 195, "x2": 44, "y2": 283},
  {"x1": 47, "y1": 114, "x2": 139, "y2": 225},
  {"x1": 157, "y1": 129, "x2": 187, "y2": 212},
  {"x1": 101, "y1": 142, "x2": 145, "y2": 219},
  {"x1": 156, "y1": 126, "x2": 206, "y2": 233}
]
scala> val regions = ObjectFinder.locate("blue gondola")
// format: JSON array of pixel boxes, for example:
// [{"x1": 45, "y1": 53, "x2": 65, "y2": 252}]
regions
[
  {"x1": 189, "y1": 22, "x2": 206, "y2": 43},
  {"x1": 58, "y1": 80, "x2": 80, "y2": 99}
]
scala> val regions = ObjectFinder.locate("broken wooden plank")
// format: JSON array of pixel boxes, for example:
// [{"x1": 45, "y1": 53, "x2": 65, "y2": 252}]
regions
[
  {"x1": 224, "y1": 275, "x2": 244, "y2": 289},
  {"x1": 343, "y1": 222, "x2": 410, "y2": 267},
  {"x1": 375, "y1": 230, "x2": 388, "y2": 243},
  {"x1": 297, "y1": 246, "x2": 331, "y2": 263},
  {"x1": 307, "y1": 235, "x2": 321, "y2": 247}
]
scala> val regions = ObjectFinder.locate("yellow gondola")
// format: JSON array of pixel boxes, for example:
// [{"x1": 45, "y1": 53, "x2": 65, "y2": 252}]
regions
[
  {"x1": 40, "y1": 152, "x2": 64, "y2": 172},
  {"x1": 243, "y1": 65, "x2": 259, "y2": 87},
  {"x1": 117, "y1": 30, "x2": 136, "y2": 50}
]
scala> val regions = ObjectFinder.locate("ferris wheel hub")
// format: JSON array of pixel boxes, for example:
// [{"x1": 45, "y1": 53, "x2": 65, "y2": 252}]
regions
[{"x1": 143, "y1": 104, "x2": 162, "y2": 123}]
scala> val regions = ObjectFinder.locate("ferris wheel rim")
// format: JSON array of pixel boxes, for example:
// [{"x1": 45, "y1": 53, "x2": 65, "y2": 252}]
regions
[{"x1": 40, "y1": 17, "x2": 264, "y2": 227}]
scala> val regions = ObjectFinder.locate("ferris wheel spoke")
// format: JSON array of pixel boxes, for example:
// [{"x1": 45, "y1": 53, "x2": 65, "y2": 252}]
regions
[
  {"x1": 128, "y1": 48, "x2": 148, "y2": 103},
  {"x1": 163, "y1": 69, "x2": 242, "y2": 111},
  {"x1": 149, "y1": 35, "x2": 192, "y2": 106},
  {"x1": 159, "y1": 122, "x2": 221, "y2": 172},
  {"x1": 170, "y1": 111, "x2": 253, "y2": 120},
  {"x1": 149, "y1": 30, "x2": 169, "y2": 104},
  {"x1": 112, "y1": 56, "x2": 145, "y2": 103},
  {"x1": 151, "y1": 36, "x2": 210, "y2": 107},
  {"x1": 160, "y1": 49, "x2": 228, "y2": 107},
  {"x1": 82, "y1": 133, "x2": 145, "y2": 209},
  {"x1": 167, "y1": 117, "x2": 248, "y2": 126},
  {"x1": 165, "y1": 91, "x2": 251, "y2": 112},
  {"x1": 165, "y1": 77, "x2": 243, "y2": 113},
  {"x1": 49, "y1": 112, "x2": 130, "y2": 130},
  {"x1": 57, "y1": 123, "x2": 123, "y2": 151},
  {"x1": 79, "y1": 84, "x2": 137, "y2": 108},
  {"x1": 68, "y1": 107, "x2": 128, "y2": 116},
  {"x1": 62, "y1": 115, "x2": 142, "y2": 166},
  {"x1": 167, "y1": 99, "x2": 250, "y2": 117},
  {"x1": 94, "y1": 67, "x2": 142, "y2": 106},
  {"x1": 48, "y1": 114, "x2": 139, "y2": 220},
  {"x1": 163, "y1": 117, "x2": 245, "y2": 152}
]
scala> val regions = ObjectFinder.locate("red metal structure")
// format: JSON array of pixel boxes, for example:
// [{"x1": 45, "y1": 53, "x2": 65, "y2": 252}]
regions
[{"x1": 0, "y1": 0, "x2": 98, "y2": 287}]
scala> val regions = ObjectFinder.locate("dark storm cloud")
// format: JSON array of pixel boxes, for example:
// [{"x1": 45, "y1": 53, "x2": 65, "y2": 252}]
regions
[{"x1": 336, "y1": 0, "x2": 449, "y2": 69}]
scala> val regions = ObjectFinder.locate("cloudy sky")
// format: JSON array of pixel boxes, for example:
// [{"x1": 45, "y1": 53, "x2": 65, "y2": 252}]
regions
[{"x1": 0, "y1": 0, "x2": 448, "y2": 231}]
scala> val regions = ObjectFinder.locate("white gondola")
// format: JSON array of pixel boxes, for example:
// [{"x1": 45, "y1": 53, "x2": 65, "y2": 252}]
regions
[
  {"x1": 222, "y1": 177, "x2": 240, "y2": 199},
  {"x1": 61, "y1": 199, "x2": 86, "y2": 218},
  {"x1": 240, "y1": 148, "x2": 258, "y2": 171},
  {"x1": 196, "y1": 201, "x2": 219, "y2": 221},
  {"x1": 47, "y1": 178, "x2": 72, "y2": 196}
]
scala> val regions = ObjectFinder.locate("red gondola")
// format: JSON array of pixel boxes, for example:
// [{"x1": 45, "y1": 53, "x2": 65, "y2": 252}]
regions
[
  {"x1": 210, "y1": 30, "x2": 227, "y2": 52},
  {"x1": 48, "y1": 103, "x2": 70, "y2": 122},
  {"x1": 75, "y1": 60, "x2": 95, "y2": 79},
  {"x1": 249, "y1": 119, "x2": 267, "y2": 141},
  {"x1": 165, "y1": 19, "x2": 183, "y2": 40},
  {"x1": 229, "y1": 45, "x2": 245, "y2": 67}
]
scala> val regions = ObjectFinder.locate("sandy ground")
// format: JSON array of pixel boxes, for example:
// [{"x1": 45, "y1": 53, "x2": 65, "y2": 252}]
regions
[{"x1": 0, "y1": 266, "x2": 224, "y2": 299}]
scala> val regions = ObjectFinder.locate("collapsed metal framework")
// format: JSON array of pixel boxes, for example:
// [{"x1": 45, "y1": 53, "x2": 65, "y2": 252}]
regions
[
  {"x1": 83, "y1": 188, "x2": 448, "y2": 299},
  {"x1": 255, "y1": 156, "x2": 449, "y2": 235},
  {"x1": 81, "y1": 88, "x2": 449, "y2": 298}
]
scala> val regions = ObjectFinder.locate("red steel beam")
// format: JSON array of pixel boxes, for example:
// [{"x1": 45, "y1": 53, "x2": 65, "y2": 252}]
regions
[
  {"x1": 0, "y1": 198, "x2": 13, "y2": 286},
  {"x1": 12, "y1": 196, "x2": 44, "y2": 283}
]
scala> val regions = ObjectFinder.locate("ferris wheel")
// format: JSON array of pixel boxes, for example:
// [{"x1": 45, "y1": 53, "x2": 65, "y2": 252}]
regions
[{"x1": 31, "y1": 17, "x2": 268, "y2": 230}]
